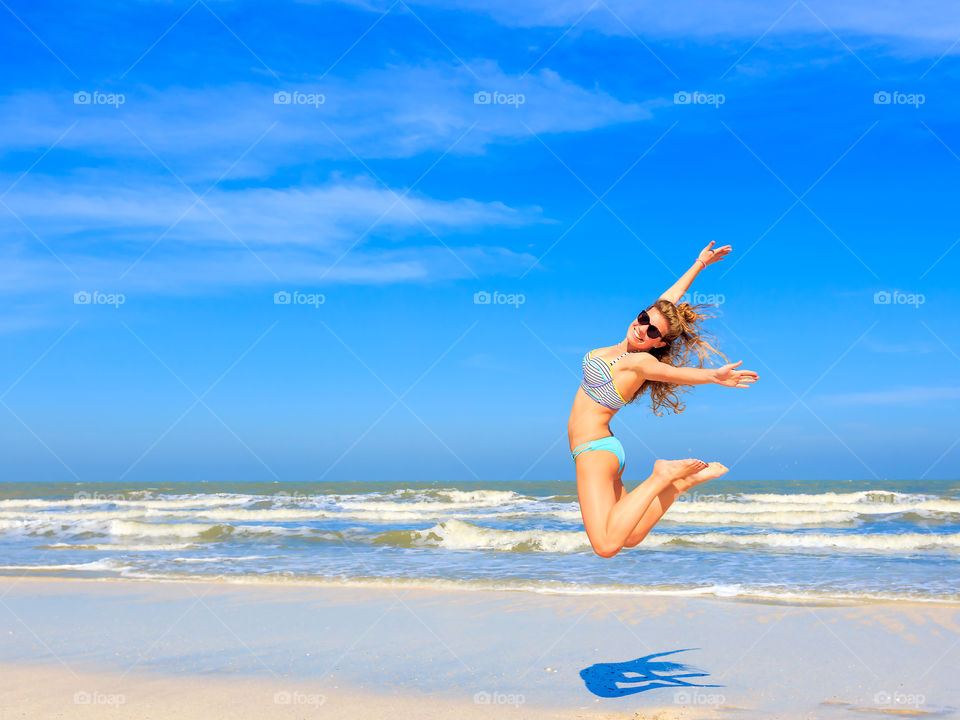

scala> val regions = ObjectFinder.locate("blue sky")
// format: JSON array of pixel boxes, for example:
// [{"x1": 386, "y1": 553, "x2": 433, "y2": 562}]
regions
[{"x1": 1, "y1": 0, "x2": 958, "y2": 484}]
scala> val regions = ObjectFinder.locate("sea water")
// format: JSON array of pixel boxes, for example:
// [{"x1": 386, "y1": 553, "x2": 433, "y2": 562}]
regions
[{"x1": 1, "y1": 478, "x2": 957, "y2": 603}]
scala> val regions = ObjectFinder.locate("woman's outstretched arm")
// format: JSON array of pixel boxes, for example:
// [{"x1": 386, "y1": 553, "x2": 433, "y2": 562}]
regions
[
  {"x1": 658, "y1": 241, "x2": 732, "y2": 304},
  {"x1": 633, "y1": 354, "x2": 759, "y2": 387}
]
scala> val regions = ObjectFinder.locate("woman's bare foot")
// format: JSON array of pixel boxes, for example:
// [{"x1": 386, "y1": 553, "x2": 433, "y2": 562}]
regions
[
  {"x1": 651, "y1": 458, "x2": 708, "y2": 486},
  {"x1": 673, "y1": 462, "x2": 728, "y2": 493}
]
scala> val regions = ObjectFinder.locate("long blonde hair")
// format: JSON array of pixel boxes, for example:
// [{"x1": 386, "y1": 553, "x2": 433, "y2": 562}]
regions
[{"x1": 628, "y1": 299, "x2": 727, "y2": 416}]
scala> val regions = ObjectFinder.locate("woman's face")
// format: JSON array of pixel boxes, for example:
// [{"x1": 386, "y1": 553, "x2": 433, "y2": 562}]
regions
[{"x1": 626, "y1": 306, "x2": 670, "y2": 351}]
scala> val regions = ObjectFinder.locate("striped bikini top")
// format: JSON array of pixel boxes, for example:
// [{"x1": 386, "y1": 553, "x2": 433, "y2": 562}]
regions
[{"x1": 581, "y1": 349, "x2": 631, "y2": 410}]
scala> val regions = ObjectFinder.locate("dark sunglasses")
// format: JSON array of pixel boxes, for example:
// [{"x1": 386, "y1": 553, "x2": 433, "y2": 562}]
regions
[{"x1": 636, "y1": 309, "x2": 663, "y2": 339}]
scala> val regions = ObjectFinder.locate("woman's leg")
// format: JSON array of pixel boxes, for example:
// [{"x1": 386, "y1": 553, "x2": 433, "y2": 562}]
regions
[
  {"x1": 621, "y1": 483, "x2": 682, "y2": 548},
  {"x1": 622, "y1": 461, "x2": 730, "y2": 547},
  {"x1": 576, "y1": 452, "x2": 706, "y2": 558}
]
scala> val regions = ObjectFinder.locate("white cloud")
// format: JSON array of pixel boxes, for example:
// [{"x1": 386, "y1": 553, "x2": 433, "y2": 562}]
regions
[
  {"x1": 333, "y1": 0, "x2": 960, "y2": 49},
  {"x1": 0, "y1": 172, "x2": 547, "y2": 298},
  {"x1": 1, "y1": 174, "x2": 549, "y2": 248},
  {"x1": 0, "y1": 61, "x2": 656, "y2": 181},
  {"x1": 0, "y1": 241, "x2": 540, "y2": 299}
]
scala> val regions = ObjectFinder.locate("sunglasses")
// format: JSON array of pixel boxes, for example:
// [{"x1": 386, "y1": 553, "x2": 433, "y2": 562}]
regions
[{"x1": 636, "y1": 309, "x2": 663, "y2": 339}]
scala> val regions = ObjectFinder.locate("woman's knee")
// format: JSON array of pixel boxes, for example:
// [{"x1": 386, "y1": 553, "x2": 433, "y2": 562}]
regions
[{"x1": 590, "y1": 539, "x2": 623, "y2": 559}]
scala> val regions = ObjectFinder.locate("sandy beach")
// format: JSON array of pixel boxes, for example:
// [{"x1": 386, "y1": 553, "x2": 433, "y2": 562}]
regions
[{"x1": 1, "y1": 576, "x2": 957, "y2": 719}]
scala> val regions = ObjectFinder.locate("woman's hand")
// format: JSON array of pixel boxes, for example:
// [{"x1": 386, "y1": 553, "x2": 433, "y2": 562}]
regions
[
  {"x1": 698, "y1": 241, "x2": 732, "y2": 267},
  {"x1": 659, "y1": 241, "x2": 732, "y2": 304},
  {"x1": 712, "y1": 360, "x2": 759, "y2": 388}
]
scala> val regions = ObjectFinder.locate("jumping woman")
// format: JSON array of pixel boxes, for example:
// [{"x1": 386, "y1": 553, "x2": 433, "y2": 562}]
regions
[{"x1": 569, "y1": 242, "x2": 759, "y2": 559}]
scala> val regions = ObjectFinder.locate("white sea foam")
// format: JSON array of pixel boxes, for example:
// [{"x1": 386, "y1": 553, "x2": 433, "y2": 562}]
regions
[
  {"x1": 337, "y1": 490, "x2": 528, "y2": 513},
  {"x1": 391, "y1": 519, "x2": 960, "y2": 554},
  {"x1": 403, "y1": 518, "x2": 590, "y2": 553},
  {"x1": 0, "y1": 509, "x2": 168, "y2": 522},
  {"x1": 673, "y1": 496, "x2": 960, "y2": 515},
  {"x1": 105, "y1": 520, "x2": 325, "y2": 540},
  {"x1": 0, "y1": 504, "x2": 915, "y2": 529},
  {"x1": 658, "y1": 509, "x2": 860, "y2": 525},
  {"x1": 0, "y1": 559, "x2": 127, "y2": 572},
  {"x1": 38, "y1": 542, "x2": 198, "y2": 552},
  {"x1": 108, "y1": 520, "x2": 220, "y2": 538},
  {"x1": 427, "y1": 489, "x2": 526, "y2": 505},
  {"x1": 741, "y1": 490, "x2": 903, "y2": 504},
  {"x1": 2, "y1": 488, "x2": 956, "y2": 530},
  {"x1": 653, "y1": 531, "x2": 960, "y2": 552},
  {"x1": 549, "y1": 506, "x2": 866, "y2": 525},
  {"x1": 171, "y1": 555, "x2": 268, "y2": 564},
  {"x1": 0, "y1": 494, "x2": 254, "y2": 510}
]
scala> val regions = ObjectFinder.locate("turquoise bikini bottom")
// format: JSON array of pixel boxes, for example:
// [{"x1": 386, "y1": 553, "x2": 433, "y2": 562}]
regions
[{"x1": 571, "y1": 435, "x2": 625, "y2": 475}]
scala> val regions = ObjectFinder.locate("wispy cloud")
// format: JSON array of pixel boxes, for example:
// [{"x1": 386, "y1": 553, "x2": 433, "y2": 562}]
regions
[
  {"x1": 0, "y1": 241, "x2": 544, "y2": 308},
  {"x1": 0, "y1": 173, "x2": 547, "y2": 295},
  {"x1": 1, "y1": 61, "x2": 657, "y2": 181},
  {"x1": 1, "y1": 174, "x2": 549, "y2": 247},
  {"x1": 329, "y1": 0, "x2": 960, "y2": 51}
]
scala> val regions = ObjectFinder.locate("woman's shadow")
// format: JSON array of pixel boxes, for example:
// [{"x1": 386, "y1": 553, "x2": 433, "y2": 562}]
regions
[{"x1": 580, "y1": 648, "x2": 722, "y2": 698}]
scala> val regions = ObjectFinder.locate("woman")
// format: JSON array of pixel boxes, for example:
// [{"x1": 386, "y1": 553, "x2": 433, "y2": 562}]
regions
[{"x1": 568, "y1": 242, "x2": 758, "y2": 559}]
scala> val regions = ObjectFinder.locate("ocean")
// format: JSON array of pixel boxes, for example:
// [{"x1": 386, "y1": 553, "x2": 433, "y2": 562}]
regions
[{"x1": 1, "y1": 479, "x2": 958, "y2": 604}]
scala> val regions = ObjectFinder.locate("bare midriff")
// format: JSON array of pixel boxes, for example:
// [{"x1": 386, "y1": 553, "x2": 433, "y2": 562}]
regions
[{"x1": 567, "y1": 388, "x2": 619, "y2": 451}]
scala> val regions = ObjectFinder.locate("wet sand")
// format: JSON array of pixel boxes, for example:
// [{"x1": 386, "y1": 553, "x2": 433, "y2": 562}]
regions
[{"x1": 1, "y1": 576, "x2": 957, "y2": 718}]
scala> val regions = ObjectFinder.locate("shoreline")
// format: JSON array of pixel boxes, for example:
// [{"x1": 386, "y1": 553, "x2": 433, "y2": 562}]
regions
[
  {"x1": 2, "y1": 576, "x2": 958, "y2": 718},
  {"x1": 3, "y1": 570, "x2": 959, "y2": 608}
]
